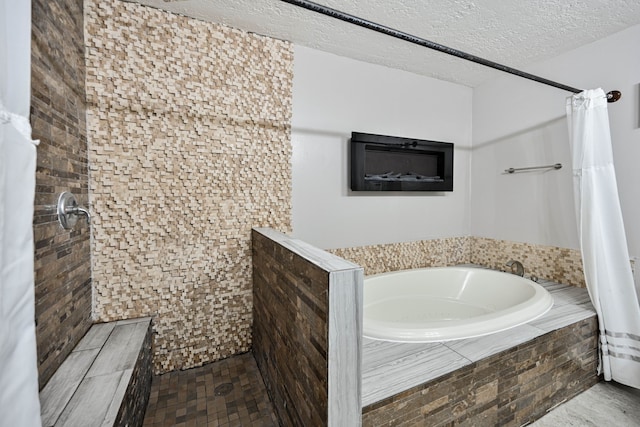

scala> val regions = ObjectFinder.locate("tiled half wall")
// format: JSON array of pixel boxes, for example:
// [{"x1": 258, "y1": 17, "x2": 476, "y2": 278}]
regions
[
  {"x1": 330, "y1": 236, "x2": 585, "y2": 287},
  {"x1": 84, "y1": 0, "x2": 293, "y2": 373},
  {"x1": 252, "y1": 228, "x2": 363, "y2": 426}
]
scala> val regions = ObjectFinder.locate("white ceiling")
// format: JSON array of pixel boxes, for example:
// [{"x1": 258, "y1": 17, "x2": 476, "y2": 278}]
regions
[{"x1": 129, "y1": 0, "x2": 640, "y2": 87}]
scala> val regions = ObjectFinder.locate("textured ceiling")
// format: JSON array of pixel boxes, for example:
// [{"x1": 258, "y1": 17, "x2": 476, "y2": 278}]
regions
[{"x1": 128, "y1": 0, "x2": 640, "y2": 87}]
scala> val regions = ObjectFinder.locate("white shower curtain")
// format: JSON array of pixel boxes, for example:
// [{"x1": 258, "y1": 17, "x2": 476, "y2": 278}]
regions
[
  {"x1": 567, "y1": 88, "x2": 640, "y2": 389},
  {"x1": 0, "y1": 0, "x2": 43, "y2": 425}
]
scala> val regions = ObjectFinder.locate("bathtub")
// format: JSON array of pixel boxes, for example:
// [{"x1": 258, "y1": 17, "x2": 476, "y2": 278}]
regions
[{"x1": 363, "y1": 266, "x2": 553, "y2": 342}]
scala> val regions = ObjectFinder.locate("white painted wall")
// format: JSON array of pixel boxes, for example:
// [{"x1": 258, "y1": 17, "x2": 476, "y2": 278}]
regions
[
  {"x1": 291, "y1": 45, "x2": 473, "y2": 249},
  {"x1": 471, "y1": 25, "x2": 640, "y2": 259}
]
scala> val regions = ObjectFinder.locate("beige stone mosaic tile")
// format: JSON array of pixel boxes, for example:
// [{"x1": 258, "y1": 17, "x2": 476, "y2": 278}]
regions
[
  {"x1": 471, "y1": 236, "x2": 585, "y2": 287},
  {"x1": 85, "y1": 0, "x2": 292, "y2": 373},
  {"x1": 443, "y1": 236, "x2": 473, "y2": 266},
  {"x1": 329, "y1": 236, "x2": 472, "y2": 276},
  {"x1": 331, "y1": 236, "x2": 584, "y2": 287}
]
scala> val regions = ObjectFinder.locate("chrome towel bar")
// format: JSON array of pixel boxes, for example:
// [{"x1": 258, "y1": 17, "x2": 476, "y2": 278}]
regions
[{"x1": 505, "y1": 163, "x2": 562, "y2": 174}]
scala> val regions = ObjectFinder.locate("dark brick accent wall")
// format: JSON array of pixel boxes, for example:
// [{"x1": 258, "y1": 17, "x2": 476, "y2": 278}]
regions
[
  {"x1": 116, "y1": 321, "x2": 153, "y2": 427},
  {"x1": 31, "y1": 0, "x2": 92, "y2": 389},
  {"x1": 362, "y1": 316, "x2": 599, "y2": 426},
  {"x1": 252, "y1": 229, "x2": 330, "y2": 426}
]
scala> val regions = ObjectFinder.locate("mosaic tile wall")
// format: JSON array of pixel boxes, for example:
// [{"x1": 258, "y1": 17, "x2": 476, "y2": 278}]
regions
[
  {"x1": 471, "y1": 237, "x2": 585, "y2": 287},
  {"x1": 84, "y1": 0, "x2": 293, "y2": 373},
  {"x1": 31, "y1": 0, "x2": 93, "y2": 389},
  {"x1": 331, "y1": 236, "x2": 585, "y2": 287},
  {"x1": 329, "y1": 236, "x2": 472, "y2": 276},
  {"x1": 362, "y1": 315, "x2": 599, "y2": 426}
]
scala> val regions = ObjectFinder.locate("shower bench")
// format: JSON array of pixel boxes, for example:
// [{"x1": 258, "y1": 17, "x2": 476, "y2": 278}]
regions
[{"x1": 39, "y1": 317, "x2": 152, "y2": 427}]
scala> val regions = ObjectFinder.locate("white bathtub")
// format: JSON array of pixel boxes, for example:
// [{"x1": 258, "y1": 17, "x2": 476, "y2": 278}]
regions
[{"x1": 363, "y1": 266, "x2": 553, "y2": 342}]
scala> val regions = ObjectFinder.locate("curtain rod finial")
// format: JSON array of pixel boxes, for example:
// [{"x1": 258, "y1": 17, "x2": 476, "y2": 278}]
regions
[{"x1": 607, "y1": 90, "x2": 622, "y2": 103}]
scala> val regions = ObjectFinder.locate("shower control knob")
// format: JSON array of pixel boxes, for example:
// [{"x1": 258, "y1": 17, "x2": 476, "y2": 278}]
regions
[{"x1": 57, "y1": 192, "x2": 91, "y2": 229}]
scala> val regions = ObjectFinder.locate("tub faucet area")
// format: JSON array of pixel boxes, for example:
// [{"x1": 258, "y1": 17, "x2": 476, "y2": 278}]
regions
[{"x1": 506, "y1": 260, "x2": 525, "y2": 277}]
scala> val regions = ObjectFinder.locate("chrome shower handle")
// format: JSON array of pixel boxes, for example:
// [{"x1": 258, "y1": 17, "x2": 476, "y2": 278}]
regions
[
  {"x1": 66, "y1": 205, "x2": 91, "y2": 225},
  {"x1": 57, "y1": 192, "x2": 90, "y2": 229}
]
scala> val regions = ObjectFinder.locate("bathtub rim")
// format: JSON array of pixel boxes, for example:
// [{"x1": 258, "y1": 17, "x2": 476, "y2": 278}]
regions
[{"x1": 363, "y1": 266, "x2": 554, "y2": 343}]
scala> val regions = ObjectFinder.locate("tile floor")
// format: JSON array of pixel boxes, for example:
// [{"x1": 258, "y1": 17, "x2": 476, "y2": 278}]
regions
[
  {"x1": 530, "y1": 381, "x2": 640, "y2": 427},
  {"x1": 142, "y1": 352, "x2": 277, "y2": 427},
  {"x1": 143, "y1": 353, "x2": 640, "y2": 427}
]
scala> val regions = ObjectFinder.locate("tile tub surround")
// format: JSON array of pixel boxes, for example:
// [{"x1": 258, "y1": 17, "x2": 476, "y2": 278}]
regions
[
  {"x1": 31, "y1": 0, "x2": 93, "y2": 389},
  {"x1": 361, "y1": 280, "x2": 598, "y2": 426},
  {"x1": 252, "y1": 228, "x2": 363, "y2": 426},
  {"x1": 84, "y1": 0, "x2": 293, "y2": 373},
  {"x1": 329, "y1": 236, "x2": 472, "y2": 276},
  {"x1": 330, "y1": 236, "x2": 585, "y2": 287},
  {"x1": 471, "y1": 236, "x2": 585, "y2": 288}
]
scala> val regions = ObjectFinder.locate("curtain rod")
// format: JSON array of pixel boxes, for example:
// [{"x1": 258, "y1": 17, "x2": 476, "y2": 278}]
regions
[{"x1": 281, "y1": 0, "x2": 622, "y2": 103}]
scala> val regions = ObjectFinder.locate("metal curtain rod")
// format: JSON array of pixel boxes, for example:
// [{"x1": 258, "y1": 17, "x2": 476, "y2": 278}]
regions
[{"x1": 281, "y1": 0, "x2": 622, "y2": 103}]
